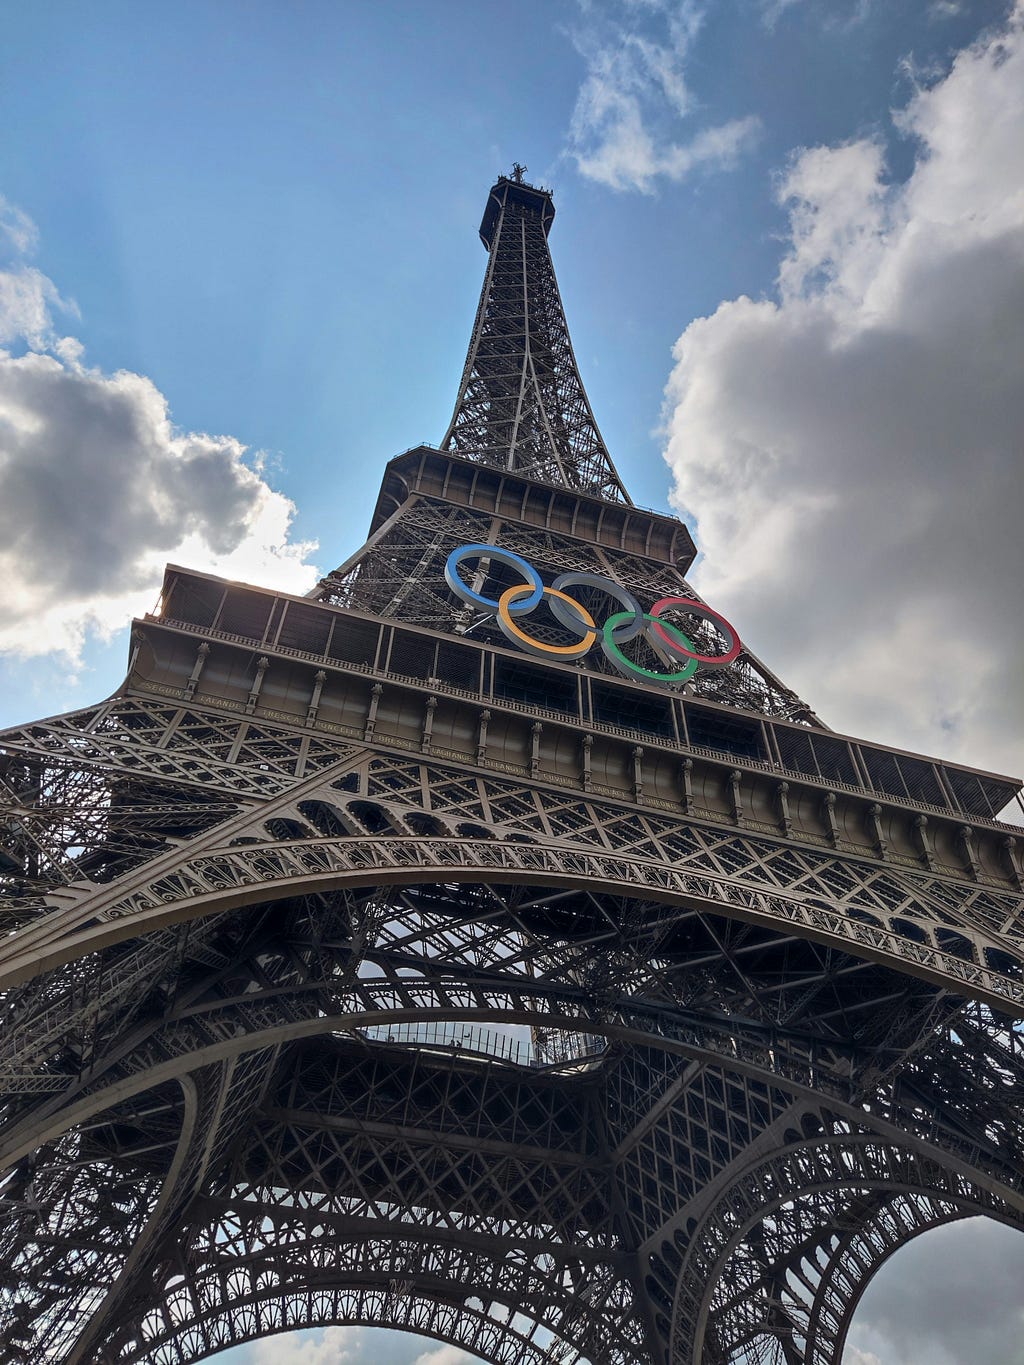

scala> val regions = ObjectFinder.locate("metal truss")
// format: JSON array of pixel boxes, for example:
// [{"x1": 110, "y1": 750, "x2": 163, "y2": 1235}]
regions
[
  {"x1": 312, "y1": 493, "x2": 819, "y2": 724},
  {"x1": 442, "y1": 174, "x2": 631, "y2": 504},
  {"x1": 1, "y1": 171, "x2": 1023, "y2": 1363},
  {"x1": 1, "y1": 731, "x2": 1022, "y2": 1363}
]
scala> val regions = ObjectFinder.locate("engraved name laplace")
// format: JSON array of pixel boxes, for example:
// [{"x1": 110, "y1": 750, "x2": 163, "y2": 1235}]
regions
[{"x1": 445, "y1": 542, "x2": 741, "y2": 687}]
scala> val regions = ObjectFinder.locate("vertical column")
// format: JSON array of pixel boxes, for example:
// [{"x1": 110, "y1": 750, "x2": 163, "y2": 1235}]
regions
[
  {"x1": 184, "y1": 642, "x2": 210, "y2": 701},
  {"x1": 306, "y1": 671, "x2": 327, "y2": 726},
  {"x1": 581, "y1": 734, "x2": 593, "y2": 792},
  {"x1": 728, "y1": 770, "x2": 744, "y2": 826},
  {"x1": 476, "y1": 709, "x2": 491, "y2": 764},
  {"x1": 364, "y1": 683, "x2": 383, "y2": 741},
  {"x1": 245, "y1": 657, "x2": 270, "y2": 714},
  {"x1": 867, "y1": 804, "x2": 889, "y2": 860},
  {"x1": 679, "y1": 758, "x2": 694, "y2": 815},
  {"x1": 422, "y1": 696, "x2": 438, "y2": 753},
  {"x1": 530, "y1": 722, "x2": 542, "y2": 779},
  {"x1": 913, "y1": 815, "x2": 936, "y2": 872},
  {"x1": 774, "y1": 781, "x2": 792, "y2": 837}
]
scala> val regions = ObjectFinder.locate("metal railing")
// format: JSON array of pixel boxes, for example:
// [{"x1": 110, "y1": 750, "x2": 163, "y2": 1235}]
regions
[{"x1": 357, "y1": 1018, "x2": 609, "y2": 1069}]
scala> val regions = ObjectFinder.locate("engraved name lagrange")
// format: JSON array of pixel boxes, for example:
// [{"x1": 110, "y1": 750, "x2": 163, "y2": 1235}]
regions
[{"x1": 1, "y1": 172, "x2": 1022, "y2": 1365}]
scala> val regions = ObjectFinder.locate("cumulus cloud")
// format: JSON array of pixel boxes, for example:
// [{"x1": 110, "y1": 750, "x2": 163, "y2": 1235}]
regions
[
  {"x1": 411, "y1": 1347, "x2": 477, "y2": 1365},
  {"x1": 663, "y1": 2, "x2": 1024, "y2": 787},
  {"x1": 843, "y1": 1217, "x2": 1024, "y2": 1365},
  {"x1": 0, "y1": 205, "x2": 318, "y2": 663},
  {"x1": 567, "y1": 1, "x2": 760, "y2": 192},
  {"x1": 222, "y1": 1327, "x2": 479, "y2": 1365},
  {"x1": 249, "y1": 1325, "x2": 359, "y2": 1364},
  {"x1": 843, "y1": 1349, "x2": 882, "y2": 1365}
]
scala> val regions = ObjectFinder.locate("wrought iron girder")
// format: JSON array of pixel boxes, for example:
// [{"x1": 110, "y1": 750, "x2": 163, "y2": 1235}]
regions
[
  {"x1": 3, "y1": 913, "x2": 1024, "y2": 1363},
  {"x1": 111, "y1": 1240, "x2": 642, "y2": 1365},
  {"x1": 0, "y1": 1078, "x2": 185, "y2": 1364},
  {"x1": 3, "y1": 954, "x2": 1019, "y2": 1200},
  {"x1": 800, "y1": 1192, "x2": 964, "y2": 1364},
  {"x1": 24, "y1": 1038, "x2": 644, "y2": 1362},
  {"x1": 0, "y1": 697, "x2": 325, "y2": 799},
  {"x1": 312, "y1": 491, "x2": 817, "y2": 721},
  {"x1": 4, "y1": 826, "x2": 1018, "y2": 1019},
  {"x1": 0, "y1": 1009, "x2": 291, "y2": 1363},
  {"x1": 665, "y1": 1122, "x2": 1024, "y2": 1364},
  {"x1": 48, "y1": 1027, "x2": 1022, "y2": 1365},
  {"x1": 442, "y1": 176, "x2": 629, "y2": 505},
  {"x1": 0, "y1": 900, "x2": 937, "y2": 1161},
  {"x1": 0, "y1": 851, "x2": 1018, "y2": 1172}
]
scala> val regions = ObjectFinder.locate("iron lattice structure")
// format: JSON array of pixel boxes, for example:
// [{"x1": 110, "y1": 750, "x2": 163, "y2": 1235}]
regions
[{"x1": 1, "y1": 173, "x2": 1023, "y2": 1365}]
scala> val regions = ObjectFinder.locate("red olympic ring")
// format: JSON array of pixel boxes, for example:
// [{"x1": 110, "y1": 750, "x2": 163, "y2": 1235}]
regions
[{"x1": 647, "y1": 598, "x2": 742, "y2": 666}]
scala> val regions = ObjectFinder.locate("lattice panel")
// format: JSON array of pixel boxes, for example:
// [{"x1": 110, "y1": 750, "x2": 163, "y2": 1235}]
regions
[
  {"x1": 443, "y1": 178, "x2": 629, "y2": 504},
  {"x1": 315, "y1": 495, "x2": 814, "y2": 721},
  {"x1": 666, "y1": 1116, "x2": 1024, "y2": 1365}
]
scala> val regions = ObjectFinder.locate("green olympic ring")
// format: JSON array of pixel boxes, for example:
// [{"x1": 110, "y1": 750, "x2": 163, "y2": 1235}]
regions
[{"x1": 600, "y1": 611, "x2": 699, "y2": 683}]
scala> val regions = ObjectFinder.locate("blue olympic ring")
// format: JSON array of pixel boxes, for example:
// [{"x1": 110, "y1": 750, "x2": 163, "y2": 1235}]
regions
[{"x1": 444, "y1": 544, "x2": 544, "y2": 614}]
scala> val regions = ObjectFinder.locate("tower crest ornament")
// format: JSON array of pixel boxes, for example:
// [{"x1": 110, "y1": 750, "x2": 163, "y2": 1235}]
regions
[{"x1": 1, "y1": 172, "x2": 1023, "y2": 1365}]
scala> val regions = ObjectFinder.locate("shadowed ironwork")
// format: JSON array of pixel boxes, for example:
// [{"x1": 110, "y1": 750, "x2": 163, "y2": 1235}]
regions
[{"x1": 1, "y1": 171, "x2": 1022, "y2": 1365}]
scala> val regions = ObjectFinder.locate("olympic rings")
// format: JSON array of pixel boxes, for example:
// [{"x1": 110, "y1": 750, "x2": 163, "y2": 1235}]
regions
[
  {"x1": 445, "y1": 544, "x2": 741, "y2": 688},
  {"x1": 498, "y1": 584, "x2": 597, "y2": 659}
]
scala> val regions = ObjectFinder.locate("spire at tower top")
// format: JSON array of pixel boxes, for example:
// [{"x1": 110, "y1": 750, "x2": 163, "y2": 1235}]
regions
[
  {"x1": 443, "y1": 174, "x2": 631, "y2": 505},
  {"x1": 477, "y1": 172, "x2": 556, "y2": 249}
]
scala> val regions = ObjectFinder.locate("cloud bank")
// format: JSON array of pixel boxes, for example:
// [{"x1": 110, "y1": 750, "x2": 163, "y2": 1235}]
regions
[
  {"x1": 567, "y1": 1, "x2": 760, "y2": 191},
  {"x1": 235, "y1": 1326, "x2": 477, "y2": 1365},
  {"x1": 663, "y1": 2, "x2": 1024, "y2": 786},
  {"x1": 843, "y1": 1216, "x2": 1024, "y2": 1365},
  {"x1": 0, "y1": 201, "x2": 318, "y2": 664},
  {"x1": 249, "y1": 1325, "x2": 358, "y2": 1364},
  {"x1": 411, "y1": 1347, "x2": 477, "y2": 1365}
]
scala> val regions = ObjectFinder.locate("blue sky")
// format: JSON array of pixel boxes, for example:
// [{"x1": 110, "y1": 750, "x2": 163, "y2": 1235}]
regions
[{"x1": 2, "y1": 2, "x2": 1024, "y2": 1362}]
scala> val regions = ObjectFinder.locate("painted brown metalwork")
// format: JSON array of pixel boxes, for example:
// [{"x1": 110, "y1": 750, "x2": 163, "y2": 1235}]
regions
[{"x1": 1, "y1": 172, "x2": 1022, "y2": 1364}]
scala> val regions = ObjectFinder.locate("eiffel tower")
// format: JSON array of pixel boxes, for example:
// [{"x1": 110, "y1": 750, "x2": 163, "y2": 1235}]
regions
[{"x1": 1, "y1": 169, "x2": 1023, "y2": 1365}]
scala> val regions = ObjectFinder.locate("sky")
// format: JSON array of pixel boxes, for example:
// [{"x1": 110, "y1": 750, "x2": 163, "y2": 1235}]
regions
[{"x1": 2, "y1": 1, "x2": 1023, "y2": 1361}]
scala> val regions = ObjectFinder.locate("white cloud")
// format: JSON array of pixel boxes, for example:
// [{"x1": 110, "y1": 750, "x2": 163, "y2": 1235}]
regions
[
  {"x1": 0, "y1": 195, "x2": 39, "y2": 256},
  {"x1": 754, "y1": 0, "x2": 877, "y2": 36},
  {"x1": 567, "y1": 2, "x2": 760, "y2": 192},
  {"x1": 215, "y1": 1328, "x2": 481, "y2": 1365},
  {"x1": 249, "y1": 1325, "x2": 359, "y2": 1364},
  {"x1": 410, "y1": 1347, "x2": 477, "y2": 1365},
  {"x1": 757, "y1": 0, "x2": 805, "y2": 28},
  {"x1": 0, "y1": 203, "x2": 318, "y2": 665},
  {"x1": 929, "y1": 1, "x2": 965, "y2": 19},
  {"x1": 662, "y1": 2, "x2": 1024, "y2": 788},
  {"x1": 843, "y1": 1218, "x2": 1024, "y2": 1365},
  {"x1": 0, "y1": 267, "x2": 72, "y2": 351},
  {"x1": 843, "y1": 1349, "x2": 883, "y2": 1365}
]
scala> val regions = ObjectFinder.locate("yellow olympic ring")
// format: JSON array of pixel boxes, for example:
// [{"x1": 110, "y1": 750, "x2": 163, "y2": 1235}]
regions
[{"x1": 498, "y1": 584, "x2": 598, "y2": 659}]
